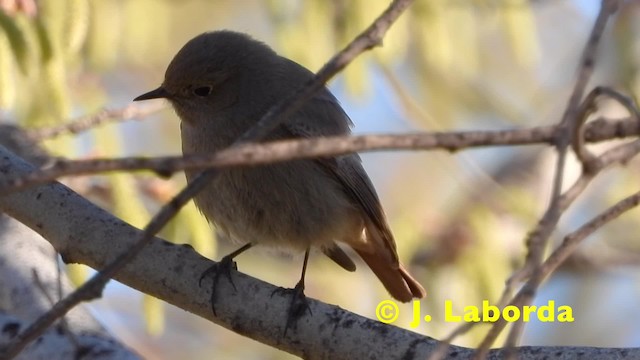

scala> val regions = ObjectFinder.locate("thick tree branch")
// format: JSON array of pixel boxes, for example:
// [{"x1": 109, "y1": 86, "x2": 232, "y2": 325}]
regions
[
  {"x1": 0, "y1": 311, "x2": 138, "y2": 360},
  {"x1": 0, "y1": 0, "x2": 636, "y2": 358},
  {"x1": 0, "y1": 147, "x2": 637, "y2": 359},
  {"x1": 0, "y1": 215, "x2": 139, "y2": 359},
  {"x1": 0, "y1": 0, "x2": 418, "y2": 357},
  {"x1": 0, "y1": 124, "x2": 138, "y2": 359}
]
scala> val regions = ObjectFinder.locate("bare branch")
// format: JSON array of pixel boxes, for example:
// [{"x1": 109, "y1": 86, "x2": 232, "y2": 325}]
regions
[
  {"x1": 27, "y1": 102, "x2": 166, "y2": 141},
  {"x1": 236, "y1": 0, "x2": 415, "y2": 143},
  {"x1": 0, "y1": 146, "x2": 636, "y2": 360},
  {"x1": 0, "y1": 214, "x2": 139, "y2": 359},
  {"x1": 1, "y1": 115, "x2": 639, "y2": 195},
  {"x1": 0, "y1": 0, "x2": 417, "y2": 357},
  {"x1": 543, "y1": 193, "x2": 640, "y2": 276},
  {"x1": 573, "y1": 87, "x2": 640, "y2": 168},
  {"x1": 479, "y1": 0, "x2": 621, "y2": 355},
  {"x1": 0, "y1": 0, "x2": 635, "y2": 357},
  {"x1": 479, "y1": 189, "x2": 640, "y2": 360}
]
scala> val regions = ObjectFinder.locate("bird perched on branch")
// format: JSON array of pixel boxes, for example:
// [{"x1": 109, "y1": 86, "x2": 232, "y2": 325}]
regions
[{"x1": 134, "y1": 30, "x2": 425, "y2": 320}]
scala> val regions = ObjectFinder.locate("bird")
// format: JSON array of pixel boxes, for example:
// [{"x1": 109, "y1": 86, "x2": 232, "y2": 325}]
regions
[{"x1": 133, "y1": 30, "x2": 426, "y2": 311}]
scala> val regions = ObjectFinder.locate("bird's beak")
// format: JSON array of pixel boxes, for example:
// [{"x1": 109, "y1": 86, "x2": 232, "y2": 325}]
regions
[{"x1": 133, "y1": 86, "x2": 170, "y2": 101}]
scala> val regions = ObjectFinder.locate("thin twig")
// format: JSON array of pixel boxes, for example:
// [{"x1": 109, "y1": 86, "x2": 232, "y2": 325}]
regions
[
  {"x1": 429, "y1": 275, "x2": 520, "y2": 360},
  {"x1": 477, "y1": 97, "x2": 637, "y2": 360},
  {"x1": 427, "y1": 322, "x2": 476, "y2": 360},
  {"x1": 573, "y1": 86, "x2": 640, "y2": 168},
  {"x1": 0, "y1": 0, "x2": 416, "y2": 358},
  {"x1": 517, "y1": 0, "x2": 619, "y2": 278},
  {"x1": 544, "y1": 191, "x2": 640, "y2": 274},
  {"x1": 482, "y1": 1, "x2": 620, "y2": 357},
  {"x1": 236, "y1": 0, "x2": 415, "y2": 143},
  {"x1": 1, "y1": 116, "x2": 638, "y2": 196},
  {"x1": 487, "y1": 189, "x2": 640, "y2": 357},
  {"x1": 31, "y1": 270, "x2": 79, "y2": 349},
  {"x1": 27, "y1": 102, "x2": 166, "y2": 141}
]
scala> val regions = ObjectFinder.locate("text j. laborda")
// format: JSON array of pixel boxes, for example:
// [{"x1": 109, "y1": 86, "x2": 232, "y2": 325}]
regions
[{"x1": 375, "y1": 300, "x2": 574, "y2": 327}]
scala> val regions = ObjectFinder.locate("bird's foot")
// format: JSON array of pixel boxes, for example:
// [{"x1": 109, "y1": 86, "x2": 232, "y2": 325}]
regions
[
  {"x1": 199, "y1": 255, "x2": 238, "y2": 316},
  {"x1": 272, "y1": 280, "x2": 312, "y2": 336}
]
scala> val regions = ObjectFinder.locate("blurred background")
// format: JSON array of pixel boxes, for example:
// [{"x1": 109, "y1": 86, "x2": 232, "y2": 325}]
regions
[{"x1": 1, "y1": 0, "x2": 639, "y2": 358}]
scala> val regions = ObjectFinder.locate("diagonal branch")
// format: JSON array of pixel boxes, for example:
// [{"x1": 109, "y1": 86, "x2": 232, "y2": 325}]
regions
[
  {"x1": 0, "y1": 146, "x2": 637, "y2": 359},
  {"x1": 477, "y1": 0, "x2": 621, "y2": 356},
  {"x1": 26, "y1": 102, "x2": 166, "y2": 141},
  {"x1": 0, "y1": 0, "x2": 417, "y2": 358}
]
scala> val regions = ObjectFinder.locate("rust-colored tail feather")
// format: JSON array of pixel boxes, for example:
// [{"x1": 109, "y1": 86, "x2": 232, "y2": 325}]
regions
[{"x1": 354, "y1": 248, "x2": 426, "y2": 302}]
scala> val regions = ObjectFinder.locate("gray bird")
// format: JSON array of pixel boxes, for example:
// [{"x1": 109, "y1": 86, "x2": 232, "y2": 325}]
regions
[{"x1": 134, "y1": 30, "x2": 425, "y2": 303}]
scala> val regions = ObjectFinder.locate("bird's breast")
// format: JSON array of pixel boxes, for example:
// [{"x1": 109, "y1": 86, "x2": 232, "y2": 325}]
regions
[{"x1": 186, "y1": 158, "x2": 361, "y2": 251}]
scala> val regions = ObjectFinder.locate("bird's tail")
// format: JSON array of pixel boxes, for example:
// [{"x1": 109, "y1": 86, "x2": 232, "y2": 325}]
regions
[{"x1": 353, "y1": 224, "x2": 426, "y2": 302}]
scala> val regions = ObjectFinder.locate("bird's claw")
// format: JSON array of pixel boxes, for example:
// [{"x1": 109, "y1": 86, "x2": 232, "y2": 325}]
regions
[
  {"x1": 272, "y1": 281, "x2": 312, "y2": 336},
  {"x1": 199, "y1": 255, "x2": 238, "y2": 316}
]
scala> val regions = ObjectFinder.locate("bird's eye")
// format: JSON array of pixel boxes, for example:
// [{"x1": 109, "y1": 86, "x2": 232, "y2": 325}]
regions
[{"x1": 193, "y1": 86, "x2": 213, "y2": 97}]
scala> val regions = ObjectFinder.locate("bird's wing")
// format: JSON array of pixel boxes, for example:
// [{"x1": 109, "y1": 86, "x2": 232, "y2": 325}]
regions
[
  {"x1": 274, "y1": 59, "x2": 424, "y2": 301},
  {"x1": 282, "y1": 88, "x2": 400, "y2": 266}
]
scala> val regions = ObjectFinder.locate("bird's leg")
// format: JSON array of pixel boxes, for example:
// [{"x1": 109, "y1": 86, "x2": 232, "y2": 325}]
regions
[
  {"x1": 272, "y1": 248, "x2": 312, "y2": 336},
  {"x1": 199, "y1": 242, "x2": 253, "y2": 316}
]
